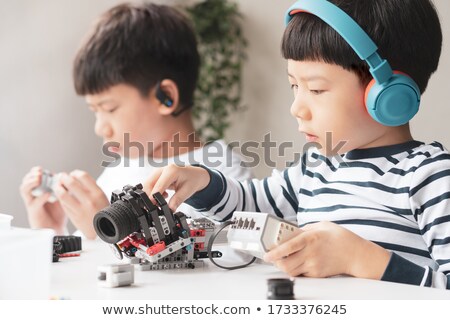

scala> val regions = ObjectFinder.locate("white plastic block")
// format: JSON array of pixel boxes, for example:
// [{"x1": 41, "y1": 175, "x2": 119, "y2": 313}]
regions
[
  {"x1": 227, "y1": 212, "x2": 299, "y2": 259},
  {"x1": 97, "y1": 264, "x2": 134, "y2": 288},
  {"x1": 0, "y1": 224, "x2": 54, "y2": 299}
]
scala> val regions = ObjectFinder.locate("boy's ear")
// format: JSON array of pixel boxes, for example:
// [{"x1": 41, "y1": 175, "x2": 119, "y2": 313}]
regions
[{"x1": 155, "y1": 79, "x2": 179, "y2": 116}]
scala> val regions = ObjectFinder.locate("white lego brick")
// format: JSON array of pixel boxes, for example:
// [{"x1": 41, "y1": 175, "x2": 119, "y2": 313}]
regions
[
  {"x1": 227, "y1": 212, "x2": 299, "y2": 259},
  {"x1": 97, "y1": 263, "x2": 134, "y2": 288}
]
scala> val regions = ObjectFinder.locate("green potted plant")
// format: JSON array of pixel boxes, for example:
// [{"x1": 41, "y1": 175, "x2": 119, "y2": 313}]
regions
[{"x1": 185, "y1": 0, "x2": 247, "y2": 141}]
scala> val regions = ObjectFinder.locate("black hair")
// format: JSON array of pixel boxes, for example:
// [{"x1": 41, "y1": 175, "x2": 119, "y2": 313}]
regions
[
  {"x1": 282, "y1": 0, "x2": 442, "y2": 93},
  {"x1": 73, "y1": 3, "x2": 200, "y2": 109}
]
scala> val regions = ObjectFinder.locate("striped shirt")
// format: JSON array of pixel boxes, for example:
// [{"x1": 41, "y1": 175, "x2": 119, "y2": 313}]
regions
[{"x1": 186, "y1": 140, "x2": 450, "y2": 289}]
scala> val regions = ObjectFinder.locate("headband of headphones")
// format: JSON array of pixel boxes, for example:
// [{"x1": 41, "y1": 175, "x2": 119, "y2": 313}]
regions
[{"x1": 285, "y1": 0, "x2": 392, "y2": 85}]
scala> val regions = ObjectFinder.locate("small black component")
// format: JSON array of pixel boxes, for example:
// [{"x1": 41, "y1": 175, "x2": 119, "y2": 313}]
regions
[
  {"x1": 194, "y1": 250, "x2": 222, "y2": 259},
  {"x1": 94, "y1": 200, "x2": 141, "y2": 244},
  {"x1": 267, "y1": 278, "x2": 295, "y2": 300},
  {"x1": 52, "y1": 235, "x2": 82, "y2": 262},
  {"x1": 53, "y1": 236, "x2": 82, "y2": 254}
]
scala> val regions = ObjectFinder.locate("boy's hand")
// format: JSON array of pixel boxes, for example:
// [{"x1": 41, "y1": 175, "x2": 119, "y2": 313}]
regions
[
  {"x1": 144, "y1": 164, "x2": 211, "y2": 212},
  {"x1": 264, "y1": 221, "x2": 390, "y2": 279},
  {"x1": 54, "y1": 170, "x2": 109, "y2": 240},
  {"x1": 20, "y1": 166, "x2": 67, "y2": 234}
]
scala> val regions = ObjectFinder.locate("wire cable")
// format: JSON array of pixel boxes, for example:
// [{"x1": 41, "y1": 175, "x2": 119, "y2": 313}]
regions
[{"x1": 207, "y1": 220, "x2": 256, "y2": 270}]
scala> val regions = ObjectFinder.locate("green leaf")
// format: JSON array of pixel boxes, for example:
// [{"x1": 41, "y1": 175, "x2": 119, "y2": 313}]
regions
[{"x1": 184, "y1": 0, "x2": 247, "y2": 140}]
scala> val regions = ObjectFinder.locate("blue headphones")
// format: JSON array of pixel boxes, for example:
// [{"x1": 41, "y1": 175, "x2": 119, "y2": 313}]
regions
[{"x1": 285, "y1": 0, "x2": 421, "y2": 126}]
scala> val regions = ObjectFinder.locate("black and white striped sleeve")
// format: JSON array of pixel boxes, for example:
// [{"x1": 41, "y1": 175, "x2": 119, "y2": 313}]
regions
[
  {"x1": 185, "y1": 162, "x2": 303, "y2": 223},
  {"x1": 381, "y1": 153, "x2": 450, "y2": 289}
]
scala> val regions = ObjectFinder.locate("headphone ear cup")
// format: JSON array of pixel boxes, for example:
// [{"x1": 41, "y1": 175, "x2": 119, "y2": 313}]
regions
[
  {"x1": 364, "y1": 78, "x2": 377, "y2": 115},
  {"x1": 365, "y1": 74, "x2": 420, "y2": 126}
]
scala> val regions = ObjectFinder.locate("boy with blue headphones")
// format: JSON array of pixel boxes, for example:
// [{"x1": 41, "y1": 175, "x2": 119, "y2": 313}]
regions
[
  {"x1": 19, "y1": 3, "x2": 253, "y2": 239},
  {"x1": 143, "y1": 0, "x2": 450, "y2": 289}
]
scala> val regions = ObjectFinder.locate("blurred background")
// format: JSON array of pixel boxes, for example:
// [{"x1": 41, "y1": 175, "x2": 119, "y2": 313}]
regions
[{"x1": 1, "y1": 0, "x2": 449, "y2": 227}]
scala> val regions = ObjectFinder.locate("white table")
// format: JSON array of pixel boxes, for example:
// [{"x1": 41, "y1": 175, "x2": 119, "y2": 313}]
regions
[{"x1": 50, "y1": 240, "x2": 450, "y2": 300}]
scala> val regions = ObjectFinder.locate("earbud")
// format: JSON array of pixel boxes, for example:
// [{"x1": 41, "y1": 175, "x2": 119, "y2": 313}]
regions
[{"x1": 155, "y1": 82, "x2": 173, "y2": 107}]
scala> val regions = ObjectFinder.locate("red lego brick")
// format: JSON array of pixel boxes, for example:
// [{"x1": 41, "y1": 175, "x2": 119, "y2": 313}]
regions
[{"x1": 146, "y1": 241, "x2": 166, "y2": 255}]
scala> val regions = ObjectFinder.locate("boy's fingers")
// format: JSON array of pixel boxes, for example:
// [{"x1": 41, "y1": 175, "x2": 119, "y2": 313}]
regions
[
  {"x1": 264, "y1": 231, "x2": 306, "y2": 262},
  {"x1": 273, "y1": 249, "x2": 307, "y2": 275},
  {"x1": 286, "y1": 262, "x2": 307, "y2": 277},
  {"x1": 151, "y1": 165, "x2": 180, "y2": 196},
  {"x1": 143, "y1": 168, "x2": 164, "y2": 195},
  {"x1": 30, "y1": 166, "x2": 43, "y2": 173},
  {"x1": 31, "y1": 193, "x2": 52, "y2": 208},
  {"x1": 20, "y1": 175, "x2": 42, "y2": 203},
  {"x1": 53, "y1": 183, "x2": 80, "y2": 212},
  {"x1": 70, "y1": 170, "x2": 106, "y2": 199},
  {"x1": 70, "y1": 170, "x2": 97, "y2": 189},
  {"x1": 21, "y1": 169, "x2": 43, "y2": 186},
  {"x1": 167, "y1": 188, "x2": 194, "y2": 212},
  {"x1": 161, "y1": 191, "x2": 169, "y2": 199},
  {"x1": 59, "y1": 173, "x2": 89, "y2": 202},
  {"x1": 20, "y1": 174, "x2": 40, "y2": 191}
]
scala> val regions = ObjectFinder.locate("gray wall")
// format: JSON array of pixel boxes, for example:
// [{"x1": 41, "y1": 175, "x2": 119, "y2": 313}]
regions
[{"x1": 1, "y1": 0, "x2": 449, "y2": 227}]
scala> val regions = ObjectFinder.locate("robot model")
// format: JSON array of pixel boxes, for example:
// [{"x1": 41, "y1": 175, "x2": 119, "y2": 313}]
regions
[{"x1": 93, "y1": 184, "x2": 222, "y2": 270}]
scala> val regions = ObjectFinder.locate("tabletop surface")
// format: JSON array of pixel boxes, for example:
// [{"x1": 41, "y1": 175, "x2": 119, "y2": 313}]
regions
[{"x1": 50, "y1": 240, "x2": 450, "y2": 300}]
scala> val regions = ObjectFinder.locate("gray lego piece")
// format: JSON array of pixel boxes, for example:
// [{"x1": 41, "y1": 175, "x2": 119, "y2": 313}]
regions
[
  {"x1": 31, "y1": 171, "x2": 60, "y2": 203},
  {"x1": 97, "y1": 263, "x2": 134, "y2": 288}
]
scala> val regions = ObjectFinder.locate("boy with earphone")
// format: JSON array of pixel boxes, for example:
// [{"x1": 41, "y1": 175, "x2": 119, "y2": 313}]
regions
[
  {"x1": 144, "y1": 0, "x2": 450, "y2": 289},
  {"x1": 20, "y1": 3, "x2": 253, "y2": 239}
]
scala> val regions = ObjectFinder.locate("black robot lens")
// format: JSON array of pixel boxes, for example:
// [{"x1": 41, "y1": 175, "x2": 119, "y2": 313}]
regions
[{"x1": 93, "y1": 200, "x2": 140, "y2": 243}]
